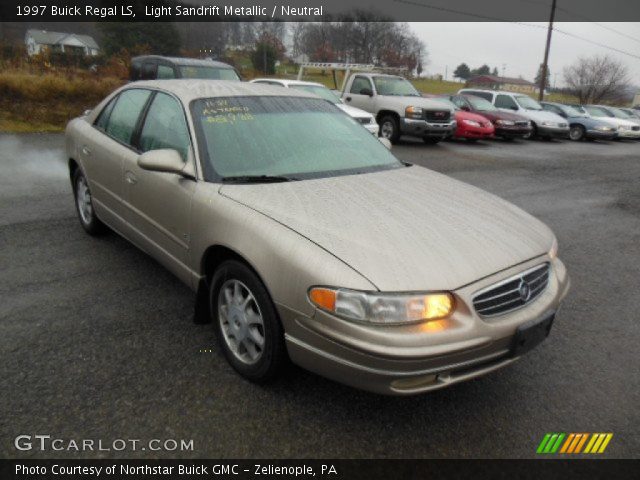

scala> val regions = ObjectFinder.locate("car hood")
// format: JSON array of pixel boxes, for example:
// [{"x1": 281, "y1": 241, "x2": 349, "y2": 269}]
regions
[
  {"x1": 219, "y1": 167, "x2": 553, "y2": 291},
  {"x1": 336, "y1": 103, "x2": 375, "y2": 120},
  {"x1": 454, "y1": 110, "x2": 491, "y2": 124},
  {"x1": 517, "y1": 109, "x2": 566, "y2": 124},
  {"x1": 590, "y1": 115, "x2": 636, "y2": 127},
  {"x1": 476, "y1": 110, "x2": 528, "y2": 122}
]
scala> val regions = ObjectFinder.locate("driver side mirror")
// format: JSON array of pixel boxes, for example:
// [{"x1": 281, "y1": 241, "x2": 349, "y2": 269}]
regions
[
  {"x1": 360, "y1": 88, "x2": 373, "y2": 97},
  {"x1": 138, "y1": 149, "x2": 186, "y2": 175}
]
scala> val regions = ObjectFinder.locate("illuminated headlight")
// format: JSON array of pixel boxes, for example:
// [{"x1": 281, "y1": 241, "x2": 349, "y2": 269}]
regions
[
  {"x1": 549, "y1": 237, "x2": 558, "y2": 260},
  {"x1": 541, "y1": 121, "x2": 557, "y2": 127},
  {"x1": 596, "y1": 125, "x2": 614, "y2": 131},
  {"x1": 405, "y1": 106, "x2": 424, "y2": 119},
  {"x1": 309, "y1": 287, "x2": 455, "y2": 325},
  {"x1": 495, "y1": 119, "x2": 515, "y2": 126},
  {"x1": 462, "y1": 119, "x2": 481, "y2": 127}
]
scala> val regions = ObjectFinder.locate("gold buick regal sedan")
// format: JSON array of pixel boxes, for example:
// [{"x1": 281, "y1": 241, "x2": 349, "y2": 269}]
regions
[{"x1": 66, "y1": 80, "x2": 570, "y2": 395}]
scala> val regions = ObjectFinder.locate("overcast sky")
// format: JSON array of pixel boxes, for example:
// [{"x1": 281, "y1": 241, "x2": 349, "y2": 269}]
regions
[{"x1": 410, "y1": 22, "x2": 640, "y2": 87}]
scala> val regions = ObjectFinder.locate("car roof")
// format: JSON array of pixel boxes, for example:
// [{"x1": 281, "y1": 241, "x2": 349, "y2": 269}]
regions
[
  {"x1": 131, "y1": 55, "x2": 234, "y2": 69},
  {"x1": 251, "y1": 78, "x2": 324, "y2": 88},
  {"x1": 124, "y1": 80, "x2": 318, "y2": 103}
]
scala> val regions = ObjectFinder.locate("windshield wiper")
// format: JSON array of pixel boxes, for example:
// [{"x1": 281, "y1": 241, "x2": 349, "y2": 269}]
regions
[{"x1": 221, "y1": 175, "x2": 298, "y2": 184}]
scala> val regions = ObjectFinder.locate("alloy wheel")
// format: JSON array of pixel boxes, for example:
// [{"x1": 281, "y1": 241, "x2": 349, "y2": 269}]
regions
[
  {"x1": 218, "y1": 279, "x2": 265, "y2": 365},
  {"x1": 76, "y1": 175, "x2": 93, "y2": 225},
  {"x1": 380, "y1": 121, "x2": 395, "y2": 139}
]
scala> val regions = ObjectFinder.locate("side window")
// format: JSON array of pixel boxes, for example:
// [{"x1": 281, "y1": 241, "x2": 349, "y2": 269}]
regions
[
  {"x1": 495, "y1": 94, "x2": 518, "y2": 109},
  {"x1": 105, "y1": 89, "x2": 152, "y2": 145},
  {"x1": 139, "y1": 92, "x2": 190, "y2": 161},
  {"x1": 350, "y1": 76, "x2": 373, "y2": 94},
  {"x1": 95, "y1": 96, "x2": 117, "y2": 130},
  {"x1": 157, "y1": 65, "x2": 176, "y2": 79},
  {"x1": 141, "y1": 62, "x2": 157, "y2": 79},
  {"x1": 467, "y1": 91, "x2": 492, "y2": 101}
]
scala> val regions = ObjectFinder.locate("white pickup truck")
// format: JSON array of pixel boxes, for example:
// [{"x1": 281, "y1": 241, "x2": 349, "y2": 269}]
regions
[{"x1": 340, "y1": 73, "x2": 456, "y2": 144}]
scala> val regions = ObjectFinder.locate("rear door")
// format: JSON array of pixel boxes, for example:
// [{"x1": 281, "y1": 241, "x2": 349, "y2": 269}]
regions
[
  {"x1": 123, "y1": 91, "x2": 196, "y2": 279},
  {"x1": 84, "y1": 88, "x2": 152, "y2": 227}
]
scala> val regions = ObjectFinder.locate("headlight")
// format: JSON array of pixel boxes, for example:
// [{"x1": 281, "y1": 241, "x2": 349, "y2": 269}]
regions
[
  {"x1": 462, "y1": 119, "x2": 481, "y2": 127},
  {"x1": 495, "y1": 119, "x2": 515, "y2": 126},
  {"x1": 541, "y1": 121, "x2": 556, "y2": 127},
  {"x1": 549, "y1": 237, "x2": 558, "y2": 260},
  {"x1": 405, "y1": 106, "x2": 423, "y2": 119},
  {"x1": 596, "y1": 125, "x2": 613, "y2": 131},
  {"x1": 309, "y1": 287, "x2": 455, "y2": 325}
]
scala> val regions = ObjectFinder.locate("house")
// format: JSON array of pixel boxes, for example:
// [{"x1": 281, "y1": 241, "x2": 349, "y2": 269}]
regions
[
  {"x1": 25, "y1": 29, "x2": 100, "y2": 57},
  {"x1": 466, "y1": 74, "x2": 537, "y2": 94}
]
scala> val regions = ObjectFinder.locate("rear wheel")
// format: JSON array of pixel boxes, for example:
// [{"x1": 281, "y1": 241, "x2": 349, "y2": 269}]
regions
[
  {"x1": 73, "y1": 168, "x2": 105, "y2": 235},
  {"x1": 379, "y1": 115, "x2": 401, "y2": 144},
  {"x1": 210, "y1": 260, "x2": 287, "y2": 383},
  {"x1": 569, "y1": 124, "x2": 585, "y2": 141}
]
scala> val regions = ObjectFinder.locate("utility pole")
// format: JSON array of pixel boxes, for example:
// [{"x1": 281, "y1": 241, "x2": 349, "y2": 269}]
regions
[{"x1": 539, "y1": 0, "x2": 557, "y2": 101}]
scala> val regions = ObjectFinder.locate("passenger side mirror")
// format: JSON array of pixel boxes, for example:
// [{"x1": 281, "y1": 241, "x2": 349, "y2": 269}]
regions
[
  {"x1": 378, "y1": 137, "x2": 392, "y2": 150},
  {"x1": 138, "y1": 149, "x2": 185, "y2": 175},
  {"x1": 360, "y1": 88, "x2": 373, "y2": 97}
]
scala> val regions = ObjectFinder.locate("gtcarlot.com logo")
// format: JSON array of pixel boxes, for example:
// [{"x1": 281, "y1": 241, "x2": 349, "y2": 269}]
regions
[
  {"x1": 536, "y1": 433, "x2": 613, "y2": 454},
  {"x1": 14, "y1": 435, "x2": 194, "y2": 452}
]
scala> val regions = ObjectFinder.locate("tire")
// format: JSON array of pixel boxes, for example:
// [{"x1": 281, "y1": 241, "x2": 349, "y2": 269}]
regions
[
  {"x1": 569, "y1": 124, "x2": 585, "y2": 141},
  {"x1": 423, "y1": 137, "x2": 443, "y2": 144},
  {"x1": 379, "y1": 115, "x2": 401, "y2": 144},
  {"x1": 210, "y1": 260, "x2": 287, "y2": 383},
  {"x1": 523, "y1": 123, "x2": 537, "y2": 140},
  {"x1": 72, "y1": 168, "x2": 105, "y2": 235}
]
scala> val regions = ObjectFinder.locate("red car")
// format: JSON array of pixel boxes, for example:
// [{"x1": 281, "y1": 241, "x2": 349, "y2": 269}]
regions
[{"x1": 426, "y1": 95, "x2": 494, "y2": 141}]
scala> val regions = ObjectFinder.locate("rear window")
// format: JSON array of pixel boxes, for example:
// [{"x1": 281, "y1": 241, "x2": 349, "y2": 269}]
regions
[{"x1": 179, "y1": 66, "x2": 240, "y2": 81}]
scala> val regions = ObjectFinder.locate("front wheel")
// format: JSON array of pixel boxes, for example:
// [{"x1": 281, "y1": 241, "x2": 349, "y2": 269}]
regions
[
  {"x1": 210, "y1": 260, "x2": 287, "y2": 383},
  {"x1": 569, "y1": 125, "x2": 585, "y2": 141},
  {"x1": 73, "y1": 168, "x2": 105, "y2": 235},
  {"x1": 379, "y1": 115, "x2": 401, "y2": 144},
  {"x1": 523, "y1": 124, "x2": 537, "y2": 140}
]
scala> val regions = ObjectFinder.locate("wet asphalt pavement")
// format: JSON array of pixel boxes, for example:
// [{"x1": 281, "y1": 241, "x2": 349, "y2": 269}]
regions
[{"x1": 1, "y1": 133, "x2": 639, "y2": 459}]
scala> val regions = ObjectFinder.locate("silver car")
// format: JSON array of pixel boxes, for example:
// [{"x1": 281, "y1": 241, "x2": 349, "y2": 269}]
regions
[{"x1": 66, "y1": 80, "x2": 570, "y2": 395}]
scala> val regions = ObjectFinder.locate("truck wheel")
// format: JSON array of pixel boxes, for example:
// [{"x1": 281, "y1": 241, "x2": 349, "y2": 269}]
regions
[
  {"x1": 379, "y1": 115, "x2": 400, "y2": 144},
  {"x1": 423, "y1": 137, "x2": 443, "y2": 144}
]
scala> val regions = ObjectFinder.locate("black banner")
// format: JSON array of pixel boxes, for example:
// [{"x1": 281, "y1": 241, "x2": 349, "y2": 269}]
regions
[
  {"x1": 0, "y1": 459, "x2": 638, "y2": 480},
  {"x1": 1, "y1": 0, "x2": 640, "y2": 22}
]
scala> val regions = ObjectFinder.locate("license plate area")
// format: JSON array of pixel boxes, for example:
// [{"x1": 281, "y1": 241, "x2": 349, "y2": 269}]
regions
[{"x1": 510, "y1": 312, "x2": 555, "y2": 357}]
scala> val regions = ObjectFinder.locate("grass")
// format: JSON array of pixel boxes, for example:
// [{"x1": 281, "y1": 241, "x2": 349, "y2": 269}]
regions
[{"x1": 0, "y1": 70, "x2": 124, "y2": 133}]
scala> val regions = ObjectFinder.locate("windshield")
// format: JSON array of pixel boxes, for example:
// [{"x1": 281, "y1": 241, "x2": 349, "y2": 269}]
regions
[
  {"x1": 289, "y1": 84, "x2": 341, "y2": 104},
  {"x1": 372, "y1": 77, "x2": 421, "y2": 97},
  {"x1": 192, "y1": 96, "x2": 401, "y2": 181},
  {"x1": 515, "y1": 96, "x2": 543, "y2": 110},
  {"x1": 585, "y1": 106, "x2": 611, "y2": 117},
  {"x1": 466, "y1": 96, "x2": 497, "y2": 111},
  {"x1": 179, "y1": 66, "x2": 240, "y2": 81},
  {"x1": 607, "y1": 107, "x2": 633, "y2": 119},
  {"x1": 558, "y1": 104, "x2": 584, "y2": 117}
]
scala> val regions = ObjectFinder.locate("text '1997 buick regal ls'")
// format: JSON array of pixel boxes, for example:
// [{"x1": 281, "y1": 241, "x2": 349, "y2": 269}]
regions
[{"x1": 65, "y1": 80, "x2": 570, "y2": 395}]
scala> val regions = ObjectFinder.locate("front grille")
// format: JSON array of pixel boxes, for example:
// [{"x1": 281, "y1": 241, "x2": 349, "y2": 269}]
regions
[
  {"x1": 559, "y1": 123, "x2": 568, "y2": 128},
  {"x1": 632, "y1": 126, "x2": 640, "y2": 131},
  {"x1": 515, "y1": 121, "x2": 529, "y2": 127},
  {"x1": 357, "y1": 117, "x2": 372, "y2": 125},
  {"x1": 425, "y1": 110, "x2": 451, "y2": 123},
  {"x1": 473, "y1": 263, "x2": 550, "y2": 317}
]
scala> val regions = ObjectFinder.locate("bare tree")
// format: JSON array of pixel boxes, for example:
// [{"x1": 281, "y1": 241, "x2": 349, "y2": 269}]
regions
[{"x1": 563, "y1": 55, "x2": 630, "y2": 104}]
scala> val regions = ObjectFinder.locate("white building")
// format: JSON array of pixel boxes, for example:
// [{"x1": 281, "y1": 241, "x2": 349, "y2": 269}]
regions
[{"x1": 25, "y1": 29, "x2": 100, "y2": 57}]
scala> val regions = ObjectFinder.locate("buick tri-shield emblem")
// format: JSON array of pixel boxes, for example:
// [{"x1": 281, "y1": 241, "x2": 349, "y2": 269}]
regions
[{"x1": 518, "y1": 279, "x2": 532, "y2": 302}]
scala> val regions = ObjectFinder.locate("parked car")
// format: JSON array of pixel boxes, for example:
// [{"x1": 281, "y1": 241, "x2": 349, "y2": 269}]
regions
[
  {"x1": 427, "y1": 96, "x2": 494, "y2": 141},
  {"x1": 249, "y1": 78, "x2": 378, "y2": 135},
  {"x1": 446, "y1": 94, "x2": 532, "y2": 140},
  {"x1": 540, "y1": 102, "x2": 617, "y2": 141},
  {"x1": 65, "y1": 80, "x2": 569, "y2": 395},
  {"x1": 340, "y1": 73, "x2": 456, "y2": 144},
  {"x1": 578, "y1": 105, "x2": 640, "y2": 140},
  {"x1": 619, "y1": 107, "x2": 640, "y2": 121},
  {"x1": 459, "y1": 89, "x2": 569, "y2": 140},
  {"x1": 130, "y1": 55, "x2": 241, "y2": 81}
]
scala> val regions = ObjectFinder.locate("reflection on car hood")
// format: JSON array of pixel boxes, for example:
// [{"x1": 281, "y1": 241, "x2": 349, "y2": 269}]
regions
[
  {"x1": 220, "y1": 167, "x2": 553, "y2": 291},
  {"x1": 336, "y1": 103, "x2": 375, "y2": 120}
]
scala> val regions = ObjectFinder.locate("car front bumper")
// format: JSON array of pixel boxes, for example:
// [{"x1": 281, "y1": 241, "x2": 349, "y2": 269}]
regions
[
  {"x1": 454, "y1": 125, "x2": 495, "y2": 139},
  {"x1": 585, "y1": 129, "x2": 617, "y2": 140},
  {"x1": 537, "y1": 125, "x2": 570, "y2": 138},
  {"x1": 280, "y1": 257, "x2": 570, "y2": 395},
  {"x1": 616, "y1": 129, "x2": 640, "y2": 139},
  {"x1": 494, "y1": 126, "x2": 532, "y2": 138},
  {"x1": 400, "y1": 118, "x2": 456, "y2": 138}
]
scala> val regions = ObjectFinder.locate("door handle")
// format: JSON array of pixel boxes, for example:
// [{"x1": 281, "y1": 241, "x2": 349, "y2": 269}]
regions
[
  {"x1": 81, "y1": 146, "x2": 91, "y2": 156},
  {"x1": 125, "y1": 171, "x2": 138, "y2": 185},
  {"x1": 345, "y1": 96, "x2": 352, "y2": 102}
]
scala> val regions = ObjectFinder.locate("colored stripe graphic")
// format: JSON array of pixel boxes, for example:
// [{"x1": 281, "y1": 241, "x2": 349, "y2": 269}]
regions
[{"x1": 538, "y1": 433, "x2": 613, "y2": 454}]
